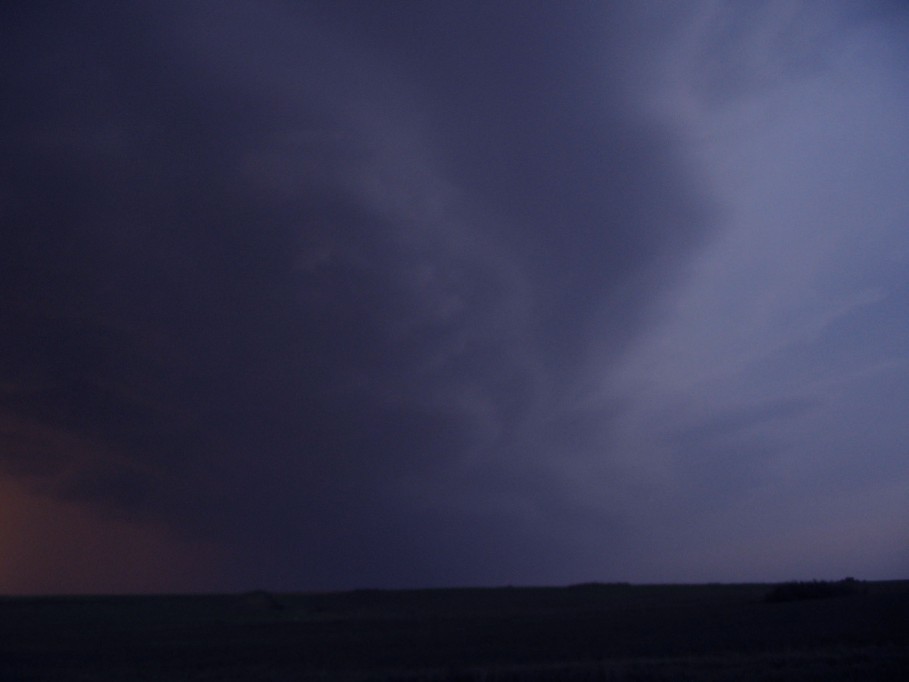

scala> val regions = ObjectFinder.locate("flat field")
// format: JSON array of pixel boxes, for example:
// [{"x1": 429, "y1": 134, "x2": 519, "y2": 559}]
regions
[{"x1": 1, "y1": 581, "x2": 907, "y2": 680}]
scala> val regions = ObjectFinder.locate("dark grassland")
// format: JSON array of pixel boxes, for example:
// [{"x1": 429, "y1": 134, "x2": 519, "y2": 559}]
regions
[{"x1": 1, "y1": 581, "x2": 907, "y2": 680}]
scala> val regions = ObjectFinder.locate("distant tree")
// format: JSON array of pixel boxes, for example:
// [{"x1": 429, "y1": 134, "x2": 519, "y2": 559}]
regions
[{"x1": 764, "y1": 578, "x2": 864, "y2": 603}]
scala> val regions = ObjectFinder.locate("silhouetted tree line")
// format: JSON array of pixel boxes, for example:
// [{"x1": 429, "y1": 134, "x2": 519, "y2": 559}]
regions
[{"x1": 764, "y1": 577, "x2": 864, "y2": 603}]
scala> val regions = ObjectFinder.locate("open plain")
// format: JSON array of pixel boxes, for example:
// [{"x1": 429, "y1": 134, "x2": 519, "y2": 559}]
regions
[{"x1": 1, "y1": 581, "x2": 907, "y2": 680}]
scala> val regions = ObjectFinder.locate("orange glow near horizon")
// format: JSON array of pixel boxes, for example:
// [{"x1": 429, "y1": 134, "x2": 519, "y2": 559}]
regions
[{"x1": 0, "y1": 477, "x2": 223, "y2": 595}]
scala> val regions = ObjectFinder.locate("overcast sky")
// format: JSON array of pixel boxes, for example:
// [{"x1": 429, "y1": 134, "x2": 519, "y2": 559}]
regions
[{"x1": 2, "y1": 1, "x2": 908, "y2": 594}]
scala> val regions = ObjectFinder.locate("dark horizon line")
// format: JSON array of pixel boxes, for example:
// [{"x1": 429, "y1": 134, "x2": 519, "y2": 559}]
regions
[{"x1": 4, "y1": 576, "x2": 905, "y2": 600}]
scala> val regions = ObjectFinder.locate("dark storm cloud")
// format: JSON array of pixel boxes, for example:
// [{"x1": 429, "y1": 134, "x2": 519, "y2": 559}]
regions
[
  {"x1": 1, "y1": 1, "x2": 714, "y2": 590},
  {"x1": 368, "y1": 2, "x2": 709, "y2": 361}
]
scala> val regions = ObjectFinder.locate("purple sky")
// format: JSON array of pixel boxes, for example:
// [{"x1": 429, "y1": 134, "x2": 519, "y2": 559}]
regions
[{"x1": 1, "y1": 1, "x2": 907, "y2": 594}]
